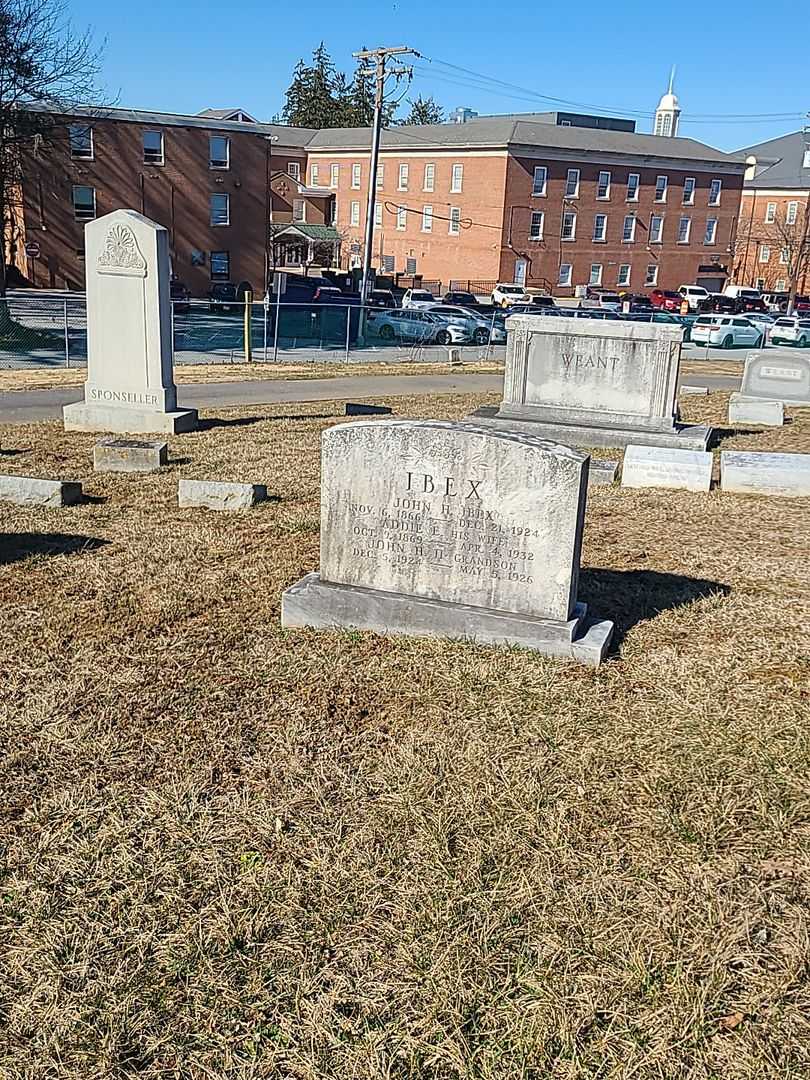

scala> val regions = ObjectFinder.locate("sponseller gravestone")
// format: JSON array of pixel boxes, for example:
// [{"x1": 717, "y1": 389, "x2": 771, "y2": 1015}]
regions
[
  {"x1": 282, "y1": 420, "x2": 614, "y2": 666},
  {"x1": 469, "y1": 314, "x2": 711, "y2": 450},
  {"x1": 63, "y1": 209, "x2": 197, "y2": 435}
]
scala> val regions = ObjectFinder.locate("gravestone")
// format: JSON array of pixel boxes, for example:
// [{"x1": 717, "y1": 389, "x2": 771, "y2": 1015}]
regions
[
  {"x1": 178, "y1": 479, "x2": 268, "y2": 510},
  {"x1": 721, "y1": 451, "x2": 810, "y2": 498},
  {"x1": 63, "y1": 209, "x2": 197, "y2": 435},
  {"x1": 468, "y1": 314, "x2": 711, "y2": 450},
  {"x1": 621, "y1": 445, "x2": 713, "y2": 492},
  {"x1": 0, "y1": 475, "x2": 82, "y2": 507},
  {"x1": 94, "y1": 437, "x2": 168, "y2": 473},
  {"x1": 740, "y1": 352, "x2": 810, "y2": 405},
  {"x1": 728, "y1": 393, "x2": 783, "y2": 427},
  {"x1": 282, "y1": 420, "x2": 614, "y2": 666}
]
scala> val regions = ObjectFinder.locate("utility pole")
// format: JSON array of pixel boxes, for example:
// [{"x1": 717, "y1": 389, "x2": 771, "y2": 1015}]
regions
[
  {"x1": 787, "y1": 121, "x2": 810, "y2": 315},
  {"x1": 353, "y1": 45, "x2": 417, "y2": 311}
]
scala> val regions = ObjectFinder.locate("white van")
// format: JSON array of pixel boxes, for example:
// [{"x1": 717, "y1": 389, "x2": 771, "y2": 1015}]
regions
[
  {"x1": 678, "y1": 284, "x2": 709, "y2": 311},
  {"x1": 724, "y1": 285, "x2": 762, "y2": 301}
]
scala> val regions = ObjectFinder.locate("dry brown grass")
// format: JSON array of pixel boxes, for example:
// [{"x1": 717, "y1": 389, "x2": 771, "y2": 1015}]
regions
[{"x1": 1, "y1": 391, "x2": 809, "y2": 1079}]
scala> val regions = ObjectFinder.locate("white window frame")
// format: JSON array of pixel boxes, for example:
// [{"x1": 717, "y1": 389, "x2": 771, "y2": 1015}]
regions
[
  {"x1": 645, "y1": 263, "x2": 658, "y2": 286},
  {"x1": 589, "y1": 263, "x2": 603, "y2": 285},
  {"x1": 759, "y1": 245, "x2": 770, "y2": 263},
  {"x1": 310, "y1": 164, "x2": 320, "y2": 186},
  {"x1": 142, "y1": 130, "x2": 164, "y2": 165},
  {"x1": 596, "y1": 171, "x2": 611, "y2": 200},
  {"x1": 288, "y1": 162, "x2": 301, "y2": 181},
  {"x1": 529, "y1": 211, "x2": 544, "y2": 240},
  {"x1": 374, "y1": 203, "x2": 383, "y2": 227},
  {"x1": 649, "y1": 214, "x2": 664, "y2": 244},
  {"x1": 677, "y1": 216, "x2": 691, "y2": 244},
  {"x1": 350, "y1": 200, "x2": 360, "y2": 227},
  {"x1": 330, "y1": 163, "x2": 339, "y2": 188},
  {"x1": 376, "y1": 163, "x2": 384, "y2": 188},
  {"x1": 72, "y1": 184, "x2": 96, "y2": 221},
  {"x1": 780, "y1": 247, "x2": 789, "y2": 265},
  {"x1": 398, "y1": 163, "x2": 409, "y2": 191},
  {"x1": 776, "y1": 277, "x2": 787, "y2": 291},
  {"x1": 654, "y1": 175, "x2": 668, "y2": 202},
  {"x1": 292, "y1": 199, "x2": 305, "y2": 223},
  {"x1": 617, "y1": 264, "x2": 631, "y2": 287},
  {"x1": 804, "y1": 150, "x2": 810, "y2": 170},
  {"x1": 421, "y1": 204, "x2": 433, "y2": 233},
  {"x1": 787, "y1": 201, "x2": 799, "y2": 225},
  {"x1": 592, "y1": 213, "x2": 607, "y2": 242},
  {"x1": 704, "y1": 217, "x2": 718, "y2": 245},
  {"x1": 565, "y1": 168, "x2": 580, "y2": 198},
  {"x1": 561, "y1": 210, "x2": 577, "y2": 240},
  {"x1": 449, "y1": 206, "x2": 461, "y2": 236},
  {"x1": 765, "y1": 202, "x2": 776, "y2": 224},
  {"x1": 622, "y1": 214, "x2": 636, "y2": 243},
  {"x1": 683, "y1": 177, "x2": 696, "y2": 205},
  {"x1": 558, "y1": 262, "x2": 572, "y2": 287},
  {"x1": 532, "y1": 166, "x2": 547, "y2": 197},
  {"x1": 708, "y1": 178, "x2": 722, "y2": 206},
  {"x1": 209, "y1": 192, "x2": 230, "y2": 226},
  {"x1": 351, "y1": 163, "x2": 361, "y2": 189},
  {"x1": 69, "y1": 124, "x2": 94, "y2": 160},
  {"x1": 423, "y1": 163, "x2": 435, "y2": 192},
  {"x1": 626, "y1": 173, "x2": 640, "y2": 201},
  {"x1": 450, "y1": 163, "x2": 463, "y2": 193},
  {"x1": 209, "y1": 135, "x2": 230, "y2": 170},
  {"x1": 396, "y1": 205, "x2": 407, "y2": 231}
]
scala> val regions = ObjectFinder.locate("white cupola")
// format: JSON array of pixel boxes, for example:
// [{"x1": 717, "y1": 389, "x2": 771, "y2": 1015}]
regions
[{"x1": 654, "y1": 68, "x2": 681, "y2": 137}]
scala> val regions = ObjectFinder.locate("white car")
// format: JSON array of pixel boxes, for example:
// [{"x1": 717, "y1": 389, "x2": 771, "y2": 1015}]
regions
[
  {"x1": 426, "y1": 304, "x2": 507, "y2": 344},
  {"x1": 401, "y1": 288, "x2": 437, "y2": 309},
  {"x1": 690, "y1": 315, "x2": 764, "y2": 349},
  {"x1": 770, "y1": 316, "x2": 810, "y2": 347},
  {"x1": 367, "y1": 307, "x2": 469, "y2": 345},
  {"x1": 678, "y1": 284, "x2": 709, "y2": 311},
  {"x1": 491, "y1": 283, "x2": 530, "y2": 308}
]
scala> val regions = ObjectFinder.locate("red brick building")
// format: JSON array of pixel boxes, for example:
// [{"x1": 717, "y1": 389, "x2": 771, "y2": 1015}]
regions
[{"x1": 9, "y1": 106, "x2": 748, "y2": 297}]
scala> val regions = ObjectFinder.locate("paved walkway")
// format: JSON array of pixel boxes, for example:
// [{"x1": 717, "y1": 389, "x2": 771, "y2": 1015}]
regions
[{"x1": 0, "y1": 370, "x2": 742, "y2": 425}]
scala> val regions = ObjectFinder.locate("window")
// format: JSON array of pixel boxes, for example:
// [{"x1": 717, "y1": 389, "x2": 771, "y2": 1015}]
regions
[
  {"x1": 450, "y1": 164, "x2": 463, "y2": 192},
  {"x1": 288, "y1": 162, "x2": 301, "y2": 181},
  {"x1": 645, "y1": 263, "x2": 658, "y2": 286},
  {"x1": 422, "y1": 205, "x2": 433, "y2": 232},
  {"x1": 804, "y1": 150, "x2": 810, "y2": 169},
  {"x1": 376, "y1": 163, "x2": 384, "y2": 188},
  {"x1": 351, "y1": 163, "x2": 361, "y2": 189},
  {"x1": 756, "y1": 277, "x2": 765, "y2": 291},
  {"x1": 558, "y1": 263, "x2": 572, "y2": 287},
  {"x1": 532, "y1": 166, "x2": 547, "y2": 196},
  {"x1": 709, "y1": 179, "x2": 722, "y2": 206},
  {"x1": 618, "y1": 214, "x2": 635, "y2": 243},
  {"x1": 210, "y1": 193, "x2": 230, "y2": 226},
  {"x1": 704, "y1": 217, "x2": 718, "y2": 245},
  {"x1": 617, "y1": 264, "x2": 631, "y2": 287},
  {"x1": 759, "y1": 245, "x2": 771, "y2": 263},
  {"x1": 449, "y1": 206, "x2": 461, "y2": 236},
  {"x1": 398, "y1": 163, "x2": 409, "y2": 190},
  {"x1": 143, "y1": 130, "x2": 164, "y2": 165},
  {"x1": 589, "y1": 263, "x2": 603, "y2": 285},
  {"x1": 677, "y1": 216, "x2": 691, "y2": 244},
  {"x1": 529, "y1": 211, "x2": 544, "y2": 239},
  {"x1": 654, "y1": 175, "x2": 668, "y2": 202},
  {"x1": 311, "y1": 164, "x2": 320, "y2": 185},
  {"x1": 405, "y1": 256, "x2": 417, "y2": 275},
  {"x1": 776, "y1": 277, "x2": 787, "y2": 291},
  {"x1": 350, "y1": 200, "x2": 360, "y2": 227},
  {"x1": 787, "y1": 201, "x2": 798, "y2": 225},
  {"x1": 69, "y1": 125, "x2": 93, "y2": 160},
  {"x1": 597, "y1": 171, "x2": 611, "y2": 199},
  {"x1": 423, "y1": 163, "x2": 435, "y2": 191},
  {"x1": 765, "y1": 202, "x2": 776, "y2": 223},
  {"x1": 780, "y1": 247, "x2": 789, "y2": 264},
  {"x1": 565, "y1": 168, "x2": 580, "y2": 197},
  {"x1": 330, "y1": 163, "x2": 339, "y2": 188},
  {"x1": 210, "y1": 251, "x2": 230, "y2": 279},
  {"x1": 649, "y1": 214, "x2": 663, "y2": 243},
  {"x1": 592, "y1": 213, "x2": 607, "y2": 242},
  {"x1": 396, "y1": 205, "x2": 407, "y2": 230},
  {"x1": 561, "y1": 210, "x2": 576, "y2": 240},
  {"x1": 72, "y1": 185, "x2": 96, "y2": 221},
  {"x1": 292, "y1": 199, "x2": 305, "y2": 222},
  {"x1": 683, "y1": 177, "x2": 696, "y2": 205},
  {"x1": 331, "y1": 200, "x2": 337, "y2": 226},
  {"x1": 626, "y1": 173, "x2": 640, "y2": 201},
  {"x1": 374, "y1": 203, "x2": 383, "y2": 226},
  {"x1": 209, "y1": 136, "x2": 229, "y2": 169},
  {"x1": 382, "y1": 254, "x2": 395, "y2": 273}
]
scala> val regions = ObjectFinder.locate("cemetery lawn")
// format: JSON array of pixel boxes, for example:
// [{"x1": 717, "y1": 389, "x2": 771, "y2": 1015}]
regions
[{"x1": 1, "y1": 389, "x2": 809, "y2": 1080}]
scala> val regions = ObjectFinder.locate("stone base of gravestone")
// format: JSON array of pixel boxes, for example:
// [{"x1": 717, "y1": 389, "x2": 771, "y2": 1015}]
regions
[
  {"x1": 621, "y1": 445, "x2": 713, "y2": 492},
  {"x1": 178, "y1": 479, "x2": 268, "y2": 510},
  {"x1": 0, "y1": 475, "x2": 82, "y2": 507},
  {"x1": 65, "y1": 402, "x2": 197, "y2": 436},
  {"x1": 94, "y1": 437, "x2": 168, "y2": 472},
  {"x1": 728, "y1": 393, "x2": 784, "y2": 428},
  {"x1": 588, "y1": 460, "x2": 619, "y2": 486},
  {"x1": 721, "y1": 451, "x2": 810, "y2": 497}
]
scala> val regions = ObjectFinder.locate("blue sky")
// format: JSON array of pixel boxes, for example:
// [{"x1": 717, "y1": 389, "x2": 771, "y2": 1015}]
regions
[{"x1": 71, "y1": 0, "x2": 807, "y2": 151}]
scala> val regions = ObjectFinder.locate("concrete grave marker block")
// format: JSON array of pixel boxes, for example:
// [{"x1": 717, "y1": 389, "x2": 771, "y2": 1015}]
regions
[
  {"x1": 728, "y1": 393, "x2": 784, "y2": 427},
  {"x1": 721, "y1": 451, "x2": 810, "y2": 498},
  {"x1": 0, "y1": 475, "x2": 82, "y2": 507},
  {"x1": 178, "y1": 479, "x2": 268, "y2": 510},
  {"x1": 740, "y1": 352, "x2": 810, "y2": 406},
  {"x1": 680, "y1": 385, "x2": 709, "y2": 396},
  {"x1": 63, "y1": 209, "x2": 197, "y2": 435},
  {"x1": 94, "y1": 437, "x2": 168, "y2": 473},
  {"x1": 621, "y1": 445, "x2": 713, "y2": 492},
  {"x1": 588, "y1": 460, "x2": 619, "y2": 486},
  {"x1": 282, "y1": 420, "x2": 614, "y2": 665}
]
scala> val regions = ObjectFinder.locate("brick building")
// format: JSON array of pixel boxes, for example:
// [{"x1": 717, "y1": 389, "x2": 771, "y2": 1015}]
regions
[
  {"x1": 733, "y1": 130, "x2": 810, "y2": 294},
  {"x1": 9, "y1": 105, "x2": 749, "y2": 297}
]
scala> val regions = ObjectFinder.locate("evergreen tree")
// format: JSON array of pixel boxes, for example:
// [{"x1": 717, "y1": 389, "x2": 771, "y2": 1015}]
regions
[
  {"x1": 401, "y1": 95, "x2": 444, "y2": 126},
  {"x1": 281, "y1": 44, "x2": 343, "y2": 129}
]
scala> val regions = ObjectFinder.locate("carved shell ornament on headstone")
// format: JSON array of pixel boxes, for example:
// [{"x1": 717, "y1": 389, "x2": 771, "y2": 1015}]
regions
[{"x1": 97, "y1": 224, "x2": 147, "y2": 277}]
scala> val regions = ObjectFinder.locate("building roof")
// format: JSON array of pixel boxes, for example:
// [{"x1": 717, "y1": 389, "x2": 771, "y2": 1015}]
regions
[
  {"x1": 737, "y1": 130, "x2": 810, "y2": 189},
  {"x1": 269, "y1": 223, "x2": 340, "y2": 242},
  {"x1": 197, "y1": 108, "x2": 258, "y2": 122}
]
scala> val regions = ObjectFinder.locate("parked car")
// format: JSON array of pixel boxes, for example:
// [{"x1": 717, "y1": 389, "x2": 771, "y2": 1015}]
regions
[
  {"x1": 724, "y1": 284, "x2": 762, "y2": 301},
  {"x1": 401, "y1": 288, "x2": 437, "y2": 309},
  {"x1": 367, "y1": 307, "x2": 469, "y2": 345},
  {"x1": 524, "y1": 294, "x2": 557, "y2": 310},
  {"x1": 697, "y1": 293, "x2": 737, "y2": 315},
  {"x1": 572, "y1": 308, "x2": 621, "y2": 321},
  {"x1": 678, "y1": 284, "x2": 709, "y2": 311},
  {"x1": 170, "y1": 279, "x2": 191, "y2": 314},
  {"x1": 623, "y1": 294, "x2": 653, "y2": 313},
  {"x1": 442, "y1": 290, "x2": 479, "y2": 307},
  {"x1": 272, "y1": 274, "x2": 354, "y2": 305},
  {"x1": 742, "y1": 311, "x2": 775, "y2": 333},
  {"x1": 585, "y1": 287, "x2": 621, "y2": 311},
  {"x1": 690, "y1": 315, "x2": 764, "y2": 349},
  {"x1": 208, "y1": 282, "x2": 240, "y2": 312},
  {"x1": 649, "y1": 289, "x2": 683, "y2": 312},
  {"x1": 427, "y1": 304, "x2": 507, "y2": 344},
  {"x1": 734, "y1": 294, "x2": 768, "y2": 314},
  {"x1": 762, "y1": 291, "x2": 789, "y2": 312},
  {"x1": 491, "y1": 283, "x2": 530, "y2": 307},
  {"x1": 367, "y1": 289, "x2": 396, "y2": 309},
  {"x1": 769, "y1": 316, "x2": 810, "y2": 347}
]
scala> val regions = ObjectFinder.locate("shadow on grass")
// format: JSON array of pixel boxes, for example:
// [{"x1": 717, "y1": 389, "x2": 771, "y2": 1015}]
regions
[
  {"x1": 197, "y1": 416, "x2": 266, "y2": 431},
  {"x1": 0, "y1": 448, "x2": 28, "y2": 457},
  {"x1": 579, "y1": 567, "x2": 730, "y2": 648},
  {"x1": 0, "y1": 532, "x2": 109, "y2": 566},
  {"x1": 79, "y1": 493, "x2": 107, "y2": 506}
]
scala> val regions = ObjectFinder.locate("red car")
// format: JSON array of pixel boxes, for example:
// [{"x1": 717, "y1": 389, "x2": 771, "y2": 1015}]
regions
[{"x1": 649, "y1": 289, "x2": 683, "y2": 312}]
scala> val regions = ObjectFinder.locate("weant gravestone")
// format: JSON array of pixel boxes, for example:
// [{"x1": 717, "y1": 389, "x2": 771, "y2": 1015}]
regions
[
  {"x1": 63, "y1": 209, "x2": 197, "y2": 435},
  {"x1": 282, "y1": 420, "x2": 614, "y2": 665},
  {"x1": 468, "y1": 314, "x2": 711, "y2": 450}
]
